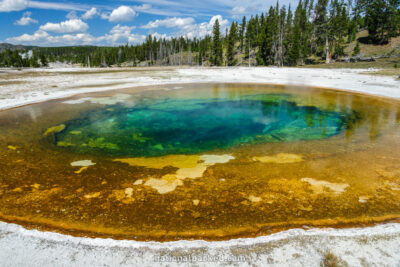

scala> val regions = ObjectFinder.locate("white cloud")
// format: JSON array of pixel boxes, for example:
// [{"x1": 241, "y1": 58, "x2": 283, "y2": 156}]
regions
[
  {"x1": 0, "y1": 0, "x2": 89, "y2": 12},
  {"x1": 99, "y1": 24, "x2": 145, "y2": 45},
  {"x1": 7, "y1": 30, "x2": 49, "y2": 44},
  {"x1": 140, "y1": 15, "x2": 229, "y2": 39},
  {"x1": 135, "y1": 4, "x2": 151, "y2": 11},
  {"x1": 6, "y1": 30, "x2": 96, "y2": 46},
  {"x1": 14, "y1": 11, "x2": 38, "y2": 25},
  {"x1": 230, "y1": 6, "x2": 247, "y2": 18},
  {"x1": 151, "y1": 32, "x2": 169, "y2": 40},
  {"x1": 66, "y1": 11, "x2": 78, "y2": 19},
  {"x1": 8, "y1": 24, "x2": 146, "y2": 46},
  {"x1": 100, "y1": 12, "x2": 109, "y2": 20},
  {"x1": 28, "y1": 1, "x2": 88, "y2": 11},
  {"x1": 107, "y1": 6, "x2": 136, "y2": 22},
  {"x1": 82, "y1": 7, "x2": 98, "y2": 20},
  {"x1": 39, "y1": 19, "x2": 88, "y2": 33},
  {"x1": 177, "y1": 15, "x2": 229, "y2": 39},
  {"x1": 6, "y1": 13, "x2": 229, "y2": 46},
  {"x1": 209, "y1": 15, "x2": 228, "y2": 28},
  {"x1": 141, "y1": 17, "x2": 195, "y2": 29},
  {"x1": 0, "y1": 0, "x2": 28, "y2": 12}
]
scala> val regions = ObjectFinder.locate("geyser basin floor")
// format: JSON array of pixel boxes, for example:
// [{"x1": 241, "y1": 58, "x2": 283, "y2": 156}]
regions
[{"x1": 0, "y1": 83, "x2": 400, "y2": 241}]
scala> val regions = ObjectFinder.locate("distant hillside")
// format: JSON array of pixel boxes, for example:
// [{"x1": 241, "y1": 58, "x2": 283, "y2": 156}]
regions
[
  {"x1": 0, "y1": 43, "x2": 37, "y2": 52},
  {"x1": 345, "y1": 31, "x2": 400, "y2": 57}
]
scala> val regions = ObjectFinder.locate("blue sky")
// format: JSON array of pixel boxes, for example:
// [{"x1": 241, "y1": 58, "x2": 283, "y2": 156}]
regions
[{"x1": 0, "y1": 0, "x2": 296, "y2": 46}]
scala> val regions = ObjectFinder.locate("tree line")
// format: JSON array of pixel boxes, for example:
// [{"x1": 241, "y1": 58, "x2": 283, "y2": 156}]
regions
[{"x1": 0, "y1": 0, "x2": 399, "y2": 68}]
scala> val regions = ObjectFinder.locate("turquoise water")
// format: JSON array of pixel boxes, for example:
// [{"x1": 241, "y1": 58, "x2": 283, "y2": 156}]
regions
[{"x1": 55, "y1": 94, "x2": 355, "y2": 157}]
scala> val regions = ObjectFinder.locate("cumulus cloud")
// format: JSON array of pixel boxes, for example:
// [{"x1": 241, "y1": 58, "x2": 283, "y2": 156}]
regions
[
  {"x1": 66, "y1": 11, "x2": 78, "y2": 19},
  {"x1": 7, "y1": 30, "x2": 49, "y2": 44},
  {"x1": 106, "y1": 6, "x2": 136, "y2": 22},
  {"x1": 8, "y1": 23, "x2": 147, "y2": 46},
  {"x1": 98, "y1": 24, "x2": 145, "y2": 45},
  {"x1": 141, "y1": 17, "x2": 195, "y2": 29},
  {"x1": 230, "y1": 6, "x2": 247, "y2": 18},
  {"x1": 82, "y1": 7, "x2": 98, "y2": 20},
  {"x1": 178, "y1": 15, "x2": 229, "y2": 39},
  {"x1": 140, "y1": 15, "x2": 229, "y2": 39},
  {"x1": 0, "y1": 0, "x2": 28, "y2": 12},
  {"x1": 39, "y1": 19, "x2": 88, "y2": 33},
  {"x1": 6, "y1": 30, "x2": 95, "y2": 46},
  {"x1": 6, "y1": 13, "x2": 229, "y2": 46},
  {"x1": 14, "y1": 11, "x2": 38, "y2": 25}
]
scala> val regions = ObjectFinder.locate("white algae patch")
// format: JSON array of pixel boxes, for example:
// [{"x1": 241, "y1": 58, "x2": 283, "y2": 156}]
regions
[
  {"x1": 301, "y1": 178, "x2": 349, "y2": 195},
  {"x1": 70, "y1": 160, "x2": 96, "y2": 167},
  {"x1": 200, "y1": 154, "x2": 235, "y2": 165},
  {"x1": 133, "y1": 179, "x2": 143, "y2": 185},
  {"x1": 248, "y1": 195, "x2": 262, "y2": 203},
  {"x1": 124, "y1": 188, "x2": 133, "y2": 198},
  {"x1": 117, "y1": 154, "x2": 235, "y2": 194},
  {"x1": 144, "y1": 177, "x2": 184, "y2": 194}
]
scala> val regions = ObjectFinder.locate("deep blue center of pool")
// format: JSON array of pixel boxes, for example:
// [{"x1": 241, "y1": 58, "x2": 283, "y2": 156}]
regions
[{"x1": 55, "y1": 95, "x2": 353, "y2": 157}]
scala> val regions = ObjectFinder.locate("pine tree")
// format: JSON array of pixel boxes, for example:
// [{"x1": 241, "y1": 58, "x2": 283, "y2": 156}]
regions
[
  {"x1": 300, "y1": 0, "x2": 312, "y2": 63},
  {"x1": 284, "y1": 5, "x2": 293, "y2": 65},
  {"x1": 227, "y1": 22, "x2": 237, "y2": 66},
  {"x1": 364, "y1": 0, "x2": 400, "y2": 44},
  {"x1": 277, "y1": 6, "x2": 287, "y2": 66},
  {"x1": 257, "y1": 6, "x2": 278, "y2": 65},
  {"x1": 245, "y1": 16, "x2": 258, "y2": 61},
  {"x1": 353, "y1": 40, "x2": 361, "y2": 55},
  {"x1": 288, "y1": 5, "x2": 302, "y2": 65},
  {"x1": 239, "y1": 17, "x2": 246, "y2": 52},
  {"x1": 314, "y1": 0, "x2": 330, "y2": 61},
  {"x1": 40, "y1": 54, "x2": 48, "y2": 67},
  {"x1": 211, "y1": 19, "x2": 223, "y2": 66}
]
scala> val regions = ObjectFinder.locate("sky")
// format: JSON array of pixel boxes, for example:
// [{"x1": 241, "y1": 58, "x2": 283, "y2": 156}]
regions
[{"x1": 0, "y1": 0, "x2": 296, "y2": 47}]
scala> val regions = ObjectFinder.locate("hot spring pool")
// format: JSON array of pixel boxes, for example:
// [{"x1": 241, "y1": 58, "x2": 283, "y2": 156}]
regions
[{"x1": 0, "y1": 83, "x2": 399, "y2": 241}]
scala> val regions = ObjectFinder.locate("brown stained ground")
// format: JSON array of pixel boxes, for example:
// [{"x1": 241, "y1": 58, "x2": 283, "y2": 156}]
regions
[{"x1": 0, "y1": 83, "x2": 400, "y2": 241}]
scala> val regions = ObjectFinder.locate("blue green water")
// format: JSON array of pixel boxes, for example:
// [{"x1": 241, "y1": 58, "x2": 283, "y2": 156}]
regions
[{"x1": 55, "y1": 94, "x2": 355, "y2": 157}]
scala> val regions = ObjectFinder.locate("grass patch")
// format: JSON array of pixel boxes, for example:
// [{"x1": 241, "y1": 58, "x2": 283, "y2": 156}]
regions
[
  {"x1": 320, "y1": 251, "x2": 348, "y2": 267},
  {"x1": 362, "y1": 68, "x2": 400, "y2": 76},
  {"x1": 304, "y1": 57, "x2": 400, "y2": 77}
]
